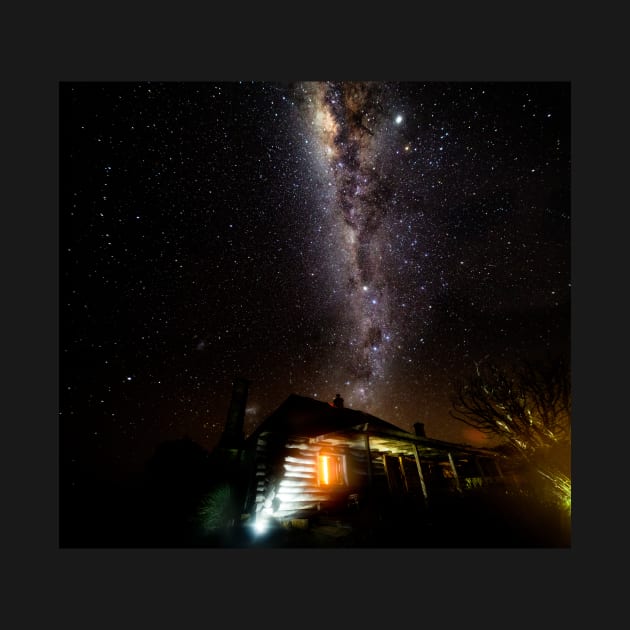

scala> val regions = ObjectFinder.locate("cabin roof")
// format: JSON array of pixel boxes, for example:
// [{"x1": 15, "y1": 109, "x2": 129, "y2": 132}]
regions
[
  {"x1": 247, "y1": 393, "x2": 402, "y2": 440},
  {"x1": 245, "y1": 393, "x2": 501, "y2": 459}
]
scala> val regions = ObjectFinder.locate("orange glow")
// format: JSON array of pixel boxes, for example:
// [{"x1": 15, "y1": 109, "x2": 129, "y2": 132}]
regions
[
  {"x1": 462, "y1": 426, "x2": 491, "y2": 447},
  {"x1": 319, "y1": 453, "x2": 345, "y2": 486},
  {"x1": 320, "y1": 455, "x2": 329, "y2": 484}
]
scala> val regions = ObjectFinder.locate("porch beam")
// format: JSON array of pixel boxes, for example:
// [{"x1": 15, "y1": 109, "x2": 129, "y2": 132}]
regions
[{"x1": 413, "y1": 444, "x2": 429, "y2": 501}]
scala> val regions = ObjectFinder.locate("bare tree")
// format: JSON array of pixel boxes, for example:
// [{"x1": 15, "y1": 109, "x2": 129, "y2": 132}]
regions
[
  {"x1": 450, "y1": 356, "x2": 571, "y2": 510},
  {"x1": 450, "y1": 357, "x2": 570, "y2": 453}
]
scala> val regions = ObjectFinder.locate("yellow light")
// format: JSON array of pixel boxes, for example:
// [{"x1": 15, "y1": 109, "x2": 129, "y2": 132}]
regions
[{"x1": 321, "y1": 455, "x2": 329, "y2": 484}]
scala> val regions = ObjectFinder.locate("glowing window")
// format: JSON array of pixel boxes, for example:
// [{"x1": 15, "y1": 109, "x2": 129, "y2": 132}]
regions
[{"x1": 318, "y1": 453, "x2": 345, "y2": 486}]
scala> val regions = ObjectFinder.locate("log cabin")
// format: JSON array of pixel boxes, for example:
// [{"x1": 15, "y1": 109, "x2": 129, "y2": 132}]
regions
[{"x1": 218, "y1": 380, "x2": 515, "y2": 537}]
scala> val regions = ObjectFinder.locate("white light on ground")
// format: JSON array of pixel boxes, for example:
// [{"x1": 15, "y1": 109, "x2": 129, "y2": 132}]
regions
[{"x1": 253, "y1": 517, "x2": 270, "y2": 535}]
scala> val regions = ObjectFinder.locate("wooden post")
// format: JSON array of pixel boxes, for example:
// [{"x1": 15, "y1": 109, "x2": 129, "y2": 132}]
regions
[
  {"x1": 364, "y1": 432, "x2": 373, "y2": 489},
  {"x1": 447, "y1": 452, "x2": 462, "y2": 493},
  {"x1": 398, "y1": 456, "x2": 409, "y2": 493},
  {"x1": 474, "y1": 456, "x2": 487, "y2": 487},
  {"x1": 382, "y1": 454, "x2": 392, "y2": 492},
  {"x1": 413, "y1": 444, "x2": 428, "y2": 501}
]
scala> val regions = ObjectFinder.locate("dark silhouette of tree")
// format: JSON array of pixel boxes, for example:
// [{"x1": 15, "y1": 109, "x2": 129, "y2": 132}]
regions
[
  {"x1": 450, "y1": 357, "x2": 570, "y2": 454},
  {"x1": 450, "y1": 356, "x2": 571, "y2": 512}
]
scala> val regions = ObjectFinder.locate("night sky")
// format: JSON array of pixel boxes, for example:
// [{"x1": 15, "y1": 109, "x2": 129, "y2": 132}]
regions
[{"x1": 60, "y1": 81, "x2": 570, "y2": 482}]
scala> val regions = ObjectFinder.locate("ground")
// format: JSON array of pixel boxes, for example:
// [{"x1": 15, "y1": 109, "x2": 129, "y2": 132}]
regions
[{"x1": 197, "y1": 490, "x2": 571, "y2": 549}]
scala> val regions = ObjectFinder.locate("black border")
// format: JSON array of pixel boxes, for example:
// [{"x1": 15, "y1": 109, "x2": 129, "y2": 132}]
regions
[{"x1": 14, "y1": 3, "x2": 611, "y2": 626}]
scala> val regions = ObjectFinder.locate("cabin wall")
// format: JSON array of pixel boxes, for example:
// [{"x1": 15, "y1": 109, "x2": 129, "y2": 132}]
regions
[
  {"x1": 245, "y1": 431, "x2": 511, "y2": 528},
  {"x1": 247, "y1": 434, "x2": 387, "y2": 523},
  {"x1": 249, "y1": 434, "x2": 336, "y2": 522}
]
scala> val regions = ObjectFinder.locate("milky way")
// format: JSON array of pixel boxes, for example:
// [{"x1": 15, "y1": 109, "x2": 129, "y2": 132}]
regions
[
  {"x1": 297, "y1": 81, "x2": 400, "y2": 407},
  {"x1": 61, "y1": 81, "x2": 570, "y2": 480}
]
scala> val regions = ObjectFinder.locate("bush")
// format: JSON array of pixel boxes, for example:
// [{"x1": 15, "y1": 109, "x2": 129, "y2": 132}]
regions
[{"x1": 195, "y1": 483, "x2": 237, "y2": 535}]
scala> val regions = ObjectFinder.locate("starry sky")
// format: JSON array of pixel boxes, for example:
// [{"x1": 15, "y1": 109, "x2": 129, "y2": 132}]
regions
[{"x1": 60, "y1": 81, "x2": 570, "y2": 481}]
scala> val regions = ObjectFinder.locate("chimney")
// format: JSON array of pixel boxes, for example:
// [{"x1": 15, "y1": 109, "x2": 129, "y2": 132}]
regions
[
  {"x1": 219, "y1": 378, "x2": 250, "y2": 449},
  {"x1": 413, "y1": 422, "x2": 426, "y2": 437},
  {"x1": 333, "y1": 393, "x2": 344, "y2": 408}
]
